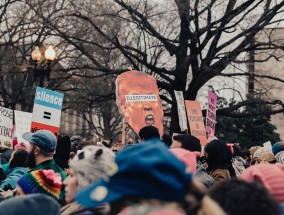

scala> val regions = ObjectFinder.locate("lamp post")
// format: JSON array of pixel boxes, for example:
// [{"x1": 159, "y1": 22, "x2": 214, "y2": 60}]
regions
[{"x1": 31, "y1": 45, "x2": 56, "y2": 88}]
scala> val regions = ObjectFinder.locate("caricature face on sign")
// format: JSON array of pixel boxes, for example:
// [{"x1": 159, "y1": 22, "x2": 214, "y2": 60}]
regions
[{"x1": 116, "y1": 70, "x2": 164, "y2": 136}]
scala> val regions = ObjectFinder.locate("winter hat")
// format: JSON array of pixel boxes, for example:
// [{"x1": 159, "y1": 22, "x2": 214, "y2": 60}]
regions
[
  {"x1": 139, "y1": 126, "x2": 160, "y2": 140},
  {"x1": 253, "y1": 147, "x2": 272, "y2": 160},
  {"x1": 275, "y1": 151, "x2": 284, "y2": 164},
  {"x1": 75, "y1": 140, "x2": 192, "y2": 208},
  {"x1": 170, "y1": 148, "x2": 200, "y2": 174},
  {"x1": 0, "y1": 194, "x2": 60, "y2": 215},
  {"x1": 70, "y1": 145, "x2": 115, "y2": 189},
  {"x1": 272, "y1": 142, "x2": 284, "y2": 155},
  {"x1": 240, "y1": 163, "x2": 284, "y2": 203},
  {"x1": 17, "y1": 169, "x2": 62, "y2": 200},
  {"x1": 259, "y1": 152, "x2": 275, "y2": 163},
  {"x1": 14, "y1": 142, "x2": 30, "y2": 152}
]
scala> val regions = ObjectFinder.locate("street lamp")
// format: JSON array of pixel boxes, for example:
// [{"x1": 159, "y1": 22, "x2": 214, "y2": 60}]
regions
[{"x1": 31, "y1": 45, "x2": 56, "y2": 87}]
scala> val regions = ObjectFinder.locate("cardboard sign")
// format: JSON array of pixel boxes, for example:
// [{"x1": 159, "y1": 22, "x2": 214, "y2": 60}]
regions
[
  {"x1": 185, "y1": 100, "x2": 207, "y2": 146},
  {"x1": 14, "y1": 110, "x2": 32, "y2": 144},
  {"x1": 206, "y1": 91, "x2": 217, "y2": 134},
  {"x1": 0, "y1": 106, "x2": 13, "y2": 148},
  {"x1": 31, "y1": 87, "x2": 64, "y2": 138},
  {"x1": 174, "y1": 91, "x2": 188, "y2": 132},
  {"x1": 116, "y1": 70, "x2": 164, "y2": 137}
]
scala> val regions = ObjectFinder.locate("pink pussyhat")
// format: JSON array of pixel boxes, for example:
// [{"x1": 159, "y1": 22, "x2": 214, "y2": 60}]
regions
[
  {"x1": 170, "y1": 148, "x2": 200, "y2": 174},
  {"x1": 14, "y1": 142, "x2": 30, "y2": 152}
]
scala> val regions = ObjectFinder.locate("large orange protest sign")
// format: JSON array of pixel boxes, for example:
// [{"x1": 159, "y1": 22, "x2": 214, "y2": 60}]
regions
[
  {"x1": 185, "y1": 100, "x2": 207, "y2": 146},
  {"x1": 116, "y1": 70, "x2": 164, "y2": 137}
]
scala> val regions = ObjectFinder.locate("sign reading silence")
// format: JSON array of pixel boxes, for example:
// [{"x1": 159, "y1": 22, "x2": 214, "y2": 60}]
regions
[
  {"x1": 185, "y1": 100, "x2": 207, "y2": 146},
  {"x1": 31, "y1": 87, "x2": 64, "y2": 138},
  {"x1": 0, "y1": 106, "x2": 13, "y2": 149}
]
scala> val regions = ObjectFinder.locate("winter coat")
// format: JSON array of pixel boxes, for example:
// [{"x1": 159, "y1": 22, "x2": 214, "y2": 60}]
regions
[{"x1": 0, "y1": 166, "x2": 27, "y2": 190}]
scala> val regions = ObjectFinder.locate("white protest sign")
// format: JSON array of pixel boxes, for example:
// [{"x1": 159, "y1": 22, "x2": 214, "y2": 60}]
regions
[
  {"x1": 174, "y1": 91, "x2": 188, "y2": 132},
  {"x1": 0, "y1": 106, "x2": 13, "y2": 149},
  {"x1": 14, "y1": 110, "x2": 32, "y2": 144},
  {"x1": 263, "y1": 141, "x2": 272, "y2": 149},
  {"x1": 31, "y1": 87, "x2": 64, "y2": 138}
]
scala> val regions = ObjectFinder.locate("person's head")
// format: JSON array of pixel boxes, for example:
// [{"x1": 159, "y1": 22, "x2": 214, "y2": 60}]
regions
[
  {"x1": 22, "y1": 130, "x2": 57, "y2": 169},
  {"x1": 138, "y1": 125, "x2": 160, "y2": 141},
  {"x1": 16, "y1": 169, "x2": 62, "y2": 200},
  {"x1": 55, "y1": 136, "x2": 71, "y2": 160},
  {"x1": 9, "y1": 149, "x2": 28, "y2": 169},
  {"x1": 240, "y1": 163, "x2": 284, "y2": 204},
  {"x1": 127, "y1": 138, "x2": 134, "y2": 145},
  {"x1": 116, "y1": 70, "x2": 164, "y2": 137},
  {"x1": 162, "y1": 133, "x2": 172, "y2": 148},
  {"x1": 75, "y1": 140, "x2": 192, "y2": 211},
  {"x1": 64, "y1": 145, "x2": 115, "y2": 203},
  {"x1": 0, "y1": 194, "x2": 60, "y2": 215},
  {"x1": 70, "y1": 135, "x2": 82, "y2": 152},
  {"x1": 251, "y1": 147, "x2": 273, "y2": 165},
  {"x1": 204, "y1": 140, "x2": 235, "y2": 176},
  {"x1": 209, "y1": 179, "x2": 280, "y2": 215},
  {"x1": 171, "y1": 134, "x2": 201, "y2": 152}
]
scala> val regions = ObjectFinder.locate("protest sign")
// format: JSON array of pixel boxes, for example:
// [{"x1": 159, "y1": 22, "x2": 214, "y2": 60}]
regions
[
  {"x1": 116, "y1": 70, "x2": 164, "y2": 137},
  {"x1": 0, "y1": 106, "x2": 13, "y2": 148},
  {"x1": 31, "y1": 87, "x2": 64, "y2": 138},
  {"x1": 185, "y1": 100, "x2": 207, "y2": 146},
  {"x1": 205, "y1": 90, "x2": 217, "y2": 134},
  {"x1": 174, "y1": 91, "x2": 188, "y2": 132},
  {"x1": 14, "y1": 110, "x2": 32, "y2": 144}
]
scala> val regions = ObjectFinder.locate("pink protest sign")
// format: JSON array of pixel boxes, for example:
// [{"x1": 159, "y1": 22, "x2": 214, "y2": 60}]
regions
[{"x1": 205, "y1": 91, "x2": 217, "y2": 134}]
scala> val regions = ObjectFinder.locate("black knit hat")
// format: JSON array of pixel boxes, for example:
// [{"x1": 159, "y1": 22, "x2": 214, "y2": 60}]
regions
[{"x1": 139, "y1": 126, "x2": 160, "y2": 140}]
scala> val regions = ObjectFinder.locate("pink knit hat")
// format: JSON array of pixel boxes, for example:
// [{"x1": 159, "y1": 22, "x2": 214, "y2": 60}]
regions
[
  {"x1": 240, "y1": 163, "x2": 284, "y2": 203},
  {"x1": 14, "y1": 142, "x2": 30, "y2": 152},
  {"x1": 170, "y1": 148, "x2": 200, "y2": 174}
]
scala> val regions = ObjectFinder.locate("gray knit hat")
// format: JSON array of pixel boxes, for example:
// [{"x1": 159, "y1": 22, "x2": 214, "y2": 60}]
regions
[{"x1": 70, "y1": 145, "x2": 115, "y2": 189}]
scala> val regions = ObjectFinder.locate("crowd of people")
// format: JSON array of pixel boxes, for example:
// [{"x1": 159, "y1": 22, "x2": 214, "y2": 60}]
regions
[{"x1": 0, "y1": 125, "x2": 283, "y2": 215}]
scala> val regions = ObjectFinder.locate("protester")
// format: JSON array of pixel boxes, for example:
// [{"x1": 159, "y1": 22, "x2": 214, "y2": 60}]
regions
[
  {"x1": 61, "y1": 145, "x2": 115, "y2": 215},
  {"x1": 240, "y1": 163, "x2": 284, "y2": 206},
  {"x1": 54, "y1": 136, "x2": 71, "y2": 171},
  {"x1": 0, "y1": 149, "x2": 28, "y2": 191},
  {"x1": 75, "y1": 140, "x2": 225, "y2": 215},
  {"x1": 170, "y1": 133, "x2": 214, "y2": 189},
  {"x1": 209, "y1": 179, "x2": 280, "y2": 215},
  {"x1": 21, "y1": 129, "x2": 67, "y2": 203},
  {"x1": 138, "y1": 125, "x2": 160, "y2": 141},
  {"x1": 251, "y1": 147, "x2": 273, "y2": 165},
  {"x1": 16, "y1": 169, "x2": 62, "y2": 200},
  {"x1": 204, "y1": 139, "x2": 236, "y2": 184},
  {"x1": 70, "y1": 135, "x2": 82, "y2": 153},
  {"x1": 232, "y1": 143, "x2": 247, "y2": 176},
  {"x1": 0, "y1": 193, "x2": 61, "y2": 215}
]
